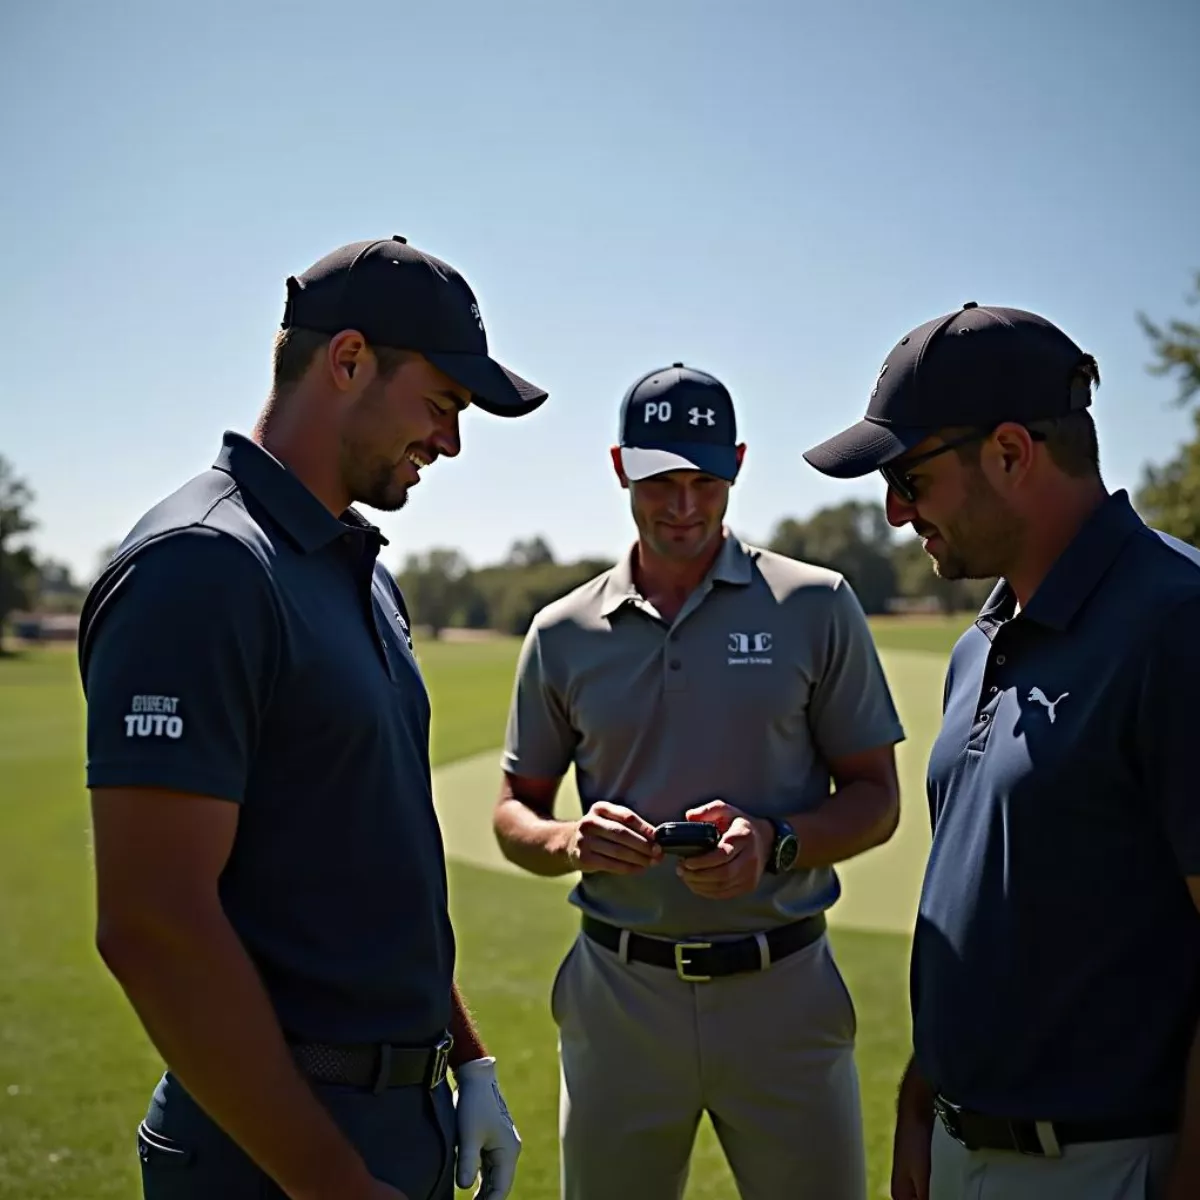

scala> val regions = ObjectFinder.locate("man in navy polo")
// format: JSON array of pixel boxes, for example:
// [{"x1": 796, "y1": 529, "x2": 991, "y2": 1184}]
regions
[
  {"x1": 78, "y1": 237, "x2": 547, "y2": 1200},
  {"x1": 804, "y1": 302, "x2": 1200, "y2": 1200}
]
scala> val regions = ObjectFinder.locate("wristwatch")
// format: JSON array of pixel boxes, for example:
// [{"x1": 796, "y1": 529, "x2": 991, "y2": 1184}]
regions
[{"x1": 764, "y1": 817, "x2": 799, "y2": 874}]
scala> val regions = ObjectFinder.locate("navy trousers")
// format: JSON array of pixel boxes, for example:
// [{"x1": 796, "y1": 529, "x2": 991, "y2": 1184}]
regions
[{"x1": 135, "y1": 1070, "x2": 457, "y2": 1199}]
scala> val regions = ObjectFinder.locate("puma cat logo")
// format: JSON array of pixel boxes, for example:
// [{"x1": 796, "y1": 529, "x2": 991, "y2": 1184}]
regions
[{"x1": 1028, "y1": 687, "x2": 1069, "y2": 723}]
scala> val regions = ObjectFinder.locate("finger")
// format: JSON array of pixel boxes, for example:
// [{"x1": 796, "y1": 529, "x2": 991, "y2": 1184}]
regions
[
  {"x1": 456, "y1": 1132, "x2": 481, "y2": 1190},
  {"x1": 591, "y1": 802, "x2": 659, "y2": 841},
  {"x1": 581, "y1": 848, "x2": 652, "y2": 875},
  {"x1": 678, "y1": 841, "x2": 741, "y2": 873},
  {"x1": 479, "y1": 1148, "x2": 518, "y2": 1199},
  {"x1": 589, "y1": 820, "x2": 659, "y2": 861}
]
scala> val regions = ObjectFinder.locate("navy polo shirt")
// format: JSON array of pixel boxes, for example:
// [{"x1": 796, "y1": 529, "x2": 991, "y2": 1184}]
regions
[
  {"x1": 913, "y1": 490, "x2": 1200, "y2": 1124},
  {"x1": 78, "y1": 431, "x2": 454, "y2": 1046}
]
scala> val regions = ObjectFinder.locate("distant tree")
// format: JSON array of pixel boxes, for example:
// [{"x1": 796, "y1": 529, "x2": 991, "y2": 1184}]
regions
[
  {"x1": 890, "y1": 535, "x2": 995, "y2": 615},
  {"x1": 0, "y1": 457, "x2": 38, "y2": 636},
  {"x1": 767, "y1": 500, "x2": 897, "y2": 613},
  {"x1": 395, "y1": 548, "x2": 476, "y2": 639},
  {"x1": 1134, "y1": 271, "x2": 1200, "y2": 545},
  {"x1": 1137, "y1": 270, "x2": 1200, "y2": 408},
  {"x1": 505, "y1": 536, "x2": 555, "y2": 568},
  {"x1": 1136, "y1": 408, "x2": 1200, "y2": 547},
  {"x1": 34, "y1": 557, "x2": 87, "y2": 615}
]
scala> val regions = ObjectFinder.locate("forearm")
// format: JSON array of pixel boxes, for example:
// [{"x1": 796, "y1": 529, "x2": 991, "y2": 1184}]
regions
[
  {"x1": 448, "y1": 981, "x2": 488, "y2": 1068},
  {"x1": 897, "y1": 1054, "x2": 936, "y2": 1127},
  {"x1": 782, "y1": 778, "x2": 899, "y2": 868},
  {"x1": 493, "y1": 796, "x2": 577, "y2": 877},
  {"x1": 99, "y1": 910, "x2": 370, "y2": 1200}
]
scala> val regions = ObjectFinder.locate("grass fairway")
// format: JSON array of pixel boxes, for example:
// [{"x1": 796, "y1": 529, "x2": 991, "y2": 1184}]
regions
[{"x1": 0, "y1": 615, "x2": 964, "y2": 1199}]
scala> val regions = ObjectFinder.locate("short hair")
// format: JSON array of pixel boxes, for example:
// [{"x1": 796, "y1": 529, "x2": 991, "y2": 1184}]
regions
[{"x1": 270, "y1": 328, "x2": 417, "y2": 395}]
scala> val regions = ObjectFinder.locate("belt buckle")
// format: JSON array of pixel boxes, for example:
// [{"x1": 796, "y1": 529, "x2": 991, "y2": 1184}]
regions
[
  {"x1": 427, "y1": 1033, "x2": 453, "y2": 1090},
  {"x1": 933, "y1": 1096, "x2": 970, "y2": 1149},
  {"x1": 674, "y1": 941, "x2": 712, "y2": 982}
]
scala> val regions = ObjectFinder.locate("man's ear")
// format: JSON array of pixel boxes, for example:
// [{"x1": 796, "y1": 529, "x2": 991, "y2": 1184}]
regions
[
  {"x1": 327, "y1": 330, "x2": 370, "y2": 392},
  {"x1": 987, "y1": 423, "x2": 1038, "y2": 487},
  {"x1": 610, "y1": 446, "x2": 631, "y2": 489},
  {"x1": 733, "y1": 443, "x2": 747, "y2": 477}
]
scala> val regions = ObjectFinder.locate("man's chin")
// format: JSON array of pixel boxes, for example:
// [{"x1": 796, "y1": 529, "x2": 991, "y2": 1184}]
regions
[{"x1": 356, "y1": 487, "x2": 410, "y2": 514}]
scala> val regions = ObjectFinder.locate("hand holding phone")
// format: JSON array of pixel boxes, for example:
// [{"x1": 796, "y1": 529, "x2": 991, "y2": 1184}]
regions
[{"x1": 653, "y1": 821, "x2": 721, "y2": 858}]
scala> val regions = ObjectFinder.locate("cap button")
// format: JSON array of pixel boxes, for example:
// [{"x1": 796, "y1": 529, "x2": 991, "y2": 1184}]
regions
[
  {"x1": 392, "y1": 235, "x2": 407, "y2": 244},
  {"x1": 962, "y1": 301, "x2": 978, "y2": 309},
  {"x1": 672, "y1": 361, "x2": 684, "y2": 368}
]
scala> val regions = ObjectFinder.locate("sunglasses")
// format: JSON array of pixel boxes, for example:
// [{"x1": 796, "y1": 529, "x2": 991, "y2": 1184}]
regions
[{"x1": 880, "y1": 425, "x2": 1047, "y2": 504}]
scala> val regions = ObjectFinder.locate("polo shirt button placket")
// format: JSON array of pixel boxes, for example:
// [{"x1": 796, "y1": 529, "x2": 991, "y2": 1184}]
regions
[{"x1": 664, "y1": 633, "x2": 687, "y2": 693}]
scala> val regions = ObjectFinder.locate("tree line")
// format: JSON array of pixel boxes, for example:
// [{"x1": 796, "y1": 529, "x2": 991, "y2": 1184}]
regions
[{"x1": 3, "y1": 271, "x2": 1199, "y2": 640}]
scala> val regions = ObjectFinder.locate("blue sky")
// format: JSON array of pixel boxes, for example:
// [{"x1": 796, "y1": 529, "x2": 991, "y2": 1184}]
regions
[{"x1": 2, "y1": 0, "x2": 1198, "y2": 582}]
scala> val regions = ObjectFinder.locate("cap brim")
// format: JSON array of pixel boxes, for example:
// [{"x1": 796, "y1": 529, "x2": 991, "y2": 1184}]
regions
[
  {"x1": 620, "y1": 443, "x2": 739, "y2": 482},
  {"x1": 425, "y1": 352, "x2": 548, "y2": 418},
  {"x1": 802, "y1": 419, "x2": 928, "y2": 478}
]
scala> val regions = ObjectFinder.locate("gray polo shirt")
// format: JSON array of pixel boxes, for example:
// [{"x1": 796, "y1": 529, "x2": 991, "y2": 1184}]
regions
[
  {"x1": 78, "y1": 431, "x2": 455, "y2": 1046},
  {"x1": 502, "y1": 534, "x2": 905, "y2": 936}
]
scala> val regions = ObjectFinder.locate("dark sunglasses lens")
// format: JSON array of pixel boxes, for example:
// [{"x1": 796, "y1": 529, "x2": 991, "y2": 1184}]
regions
[{"x1": 881, "y1": 467, "x2": 914, "y2": 503}]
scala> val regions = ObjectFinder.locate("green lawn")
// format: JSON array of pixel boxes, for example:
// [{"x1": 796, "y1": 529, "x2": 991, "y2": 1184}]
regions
[{"x1": 0, "y1": 616, "x2": 964, "y2": 1199}]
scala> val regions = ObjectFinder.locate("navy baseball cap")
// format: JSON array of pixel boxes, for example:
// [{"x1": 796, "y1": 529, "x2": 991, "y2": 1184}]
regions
[
  {"x1": 803, "y1": 302, "x2": 1095, "y2": 478},
  {"x1": 618, "y1": 363, "x2": 739, "y2": 482},
  {"x1": 281, "y1": 235, "x2": 548, "y2": 418}
]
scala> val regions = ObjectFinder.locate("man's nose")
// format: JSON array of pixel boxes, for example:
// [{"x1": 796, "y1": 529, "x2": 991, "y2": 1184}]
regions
[
  {"x1": 885, "y1": 486, "x2": 915, "y2": 528},
  {"x1": 432, "y1": 413, "x2": 461, "y2": 459},
  {"x1": 671, "y1": 485, "x2": 699, "y2": 518}
]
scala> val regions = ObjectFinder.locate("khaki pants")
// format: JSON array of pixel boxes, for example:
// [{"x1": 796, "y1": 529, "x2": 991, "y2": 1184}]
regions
[
  {"x1": 931, "y1": 1115, "x2": 1177, "y2": 1200},
  {"x1": 551, "y1": 927, "x2": 865, "y2": 1200}
]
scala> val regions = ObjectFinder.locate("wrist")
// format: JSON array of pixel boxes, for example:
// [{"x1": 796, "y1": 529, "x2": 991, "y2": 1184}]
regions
[{"x1": 454, "y1": 1055, "x2": 497, "y2": 1082}]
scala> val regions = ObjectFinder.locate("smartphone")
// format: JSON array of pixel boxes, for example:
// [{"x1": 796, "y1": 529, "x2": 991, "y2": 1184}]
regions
[{"x1": 653, "y1": 821, "x2": 720, "y2": 858}]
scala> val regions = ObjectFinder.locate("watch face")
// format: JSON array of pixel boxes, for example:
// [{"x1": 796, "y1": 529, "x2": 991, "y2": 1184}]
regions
[{"x1": 777, "y1": 834, "x2": 799, "y2": 872}]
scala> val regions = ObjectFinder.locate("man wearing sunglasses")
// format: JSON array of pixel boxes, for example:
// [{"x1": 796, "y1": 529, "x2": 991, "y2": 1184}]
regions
[{"x1": 803, "y1": 302, "x2": 1200, "y2": 1200}]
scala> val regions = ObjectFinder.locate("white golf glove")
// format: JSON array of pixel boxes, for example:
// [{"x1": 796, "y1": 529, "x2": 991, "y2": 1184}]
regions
[{"x1": 453, "y1": 1057, "x2": 521, "y2": 1199}]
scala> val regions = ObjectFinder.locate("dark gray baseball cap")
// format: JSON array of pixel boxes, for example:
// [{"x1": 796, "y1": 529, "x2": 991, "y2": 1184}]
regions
[
  {"x1": 803, "y1": 302, "x2": 1095, "y2": 478},
  {"x1": 281, "y1": 235, "x2": 548, "y2": 418}
]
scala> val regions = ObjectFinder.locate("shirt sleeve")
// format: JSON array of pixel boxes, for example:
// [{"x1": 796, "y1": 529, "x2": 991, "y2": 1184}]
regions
[
  {"x1": 500, "y1": 622, "x2": 578, "y2": 780},
  {"x1": 78, "y1": 529, "x2": 281, "y2": 803},
  {"x1": 806, "y1": 577, "x2": 907, "y2": 762},
  {"x1": 1136, "y1": 594, "x2": 1200, "y2": 878}
]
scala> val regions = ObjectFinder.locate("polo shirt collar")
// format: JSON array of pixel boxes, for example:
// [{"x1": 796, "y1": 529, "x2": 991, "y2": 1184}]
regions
[
  {"x1": 600, "y1": 530, "x2": 753, "y2": 618},
  {"x1": 213, "y1": 431, "x2": 388, "y2": 555},
  {"x1": 978, "y1": 489, "x2": 1143, "y2": 633}
]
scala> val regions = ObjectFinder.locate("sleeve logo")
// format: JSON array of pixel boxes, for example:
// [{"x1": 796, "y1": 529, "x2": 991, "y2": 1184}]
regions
[{"x1": 124, "y1": 694, "x2": 184, "y2": 739}]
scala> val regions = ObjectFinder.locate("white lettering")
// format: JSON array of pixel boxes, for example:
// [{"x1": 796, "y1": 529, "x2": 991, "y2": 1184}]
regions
[
  {"x1": 644, "y1": 401, "x2": 672, "y2": 423},
  {"x1": 124, "y1": 697, "x2": 185, "y2": 738}
]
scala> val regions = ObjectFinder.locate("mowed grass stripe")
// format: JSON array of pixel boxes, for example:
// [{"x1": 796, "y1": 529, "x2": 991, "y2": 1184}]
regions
[{"x1": 0, "y1": 615, "x2": 963, "y2": 1199}]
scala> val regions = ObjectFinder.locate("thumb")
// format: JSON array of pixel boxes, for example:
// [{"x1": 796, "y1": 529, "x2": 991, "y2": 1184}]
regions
[{"x1": 456, "y1": 1112, "x2": 481, "y2": 1189}]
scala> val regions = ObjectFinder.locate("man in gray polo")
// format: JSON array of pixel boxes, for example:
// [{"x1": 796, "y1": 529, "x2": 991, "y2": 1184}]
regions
[{"x1": 492, "y1": 363, "x2": 906, "y2": 1199}]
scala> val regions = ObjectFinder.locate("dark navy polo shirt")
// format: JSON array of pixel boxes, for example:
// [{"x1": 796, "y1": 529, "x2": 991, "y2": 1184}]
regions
[
  {"x1": 78, "y1": 431, "x2": 454, "y2": 1046},
  {"x1": 913, "y1": 490, "x2": 1200, "y2": 1124}
]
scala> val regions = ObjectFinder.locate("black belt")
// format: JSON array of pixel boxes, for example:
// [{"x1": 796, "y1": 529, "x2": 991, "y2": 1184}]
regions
[
  {"x1": 581, "y1": 912, "x2": 827, "y2": 981},
  {"x1": 289, "y1": 1032, "x2": 453, "y2": 1093},
  {"x1": 934, "y1": 1094, "x2": 1177, "y2": 1157}
]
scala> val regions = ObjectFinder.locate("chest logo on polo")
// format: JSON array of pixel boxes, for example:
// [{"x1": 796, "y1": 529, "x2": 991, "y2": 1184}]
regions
[
  {"x1": 124, "y1": 694, "x2": 183, "y2": 739},
  {"x1": 728, "y1": 631, "x2": 773, "y2": 666},
  {"x1": 1028, "y1": 687, "x2": 1069, "y2": 723}
]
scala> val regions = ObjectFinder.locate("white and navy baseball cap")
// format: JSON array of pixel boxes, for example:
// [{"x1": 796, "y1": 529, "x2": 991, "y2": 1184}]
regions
[{"x1": 617, "y1": 363, "x2": 739, "y2": 482}]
